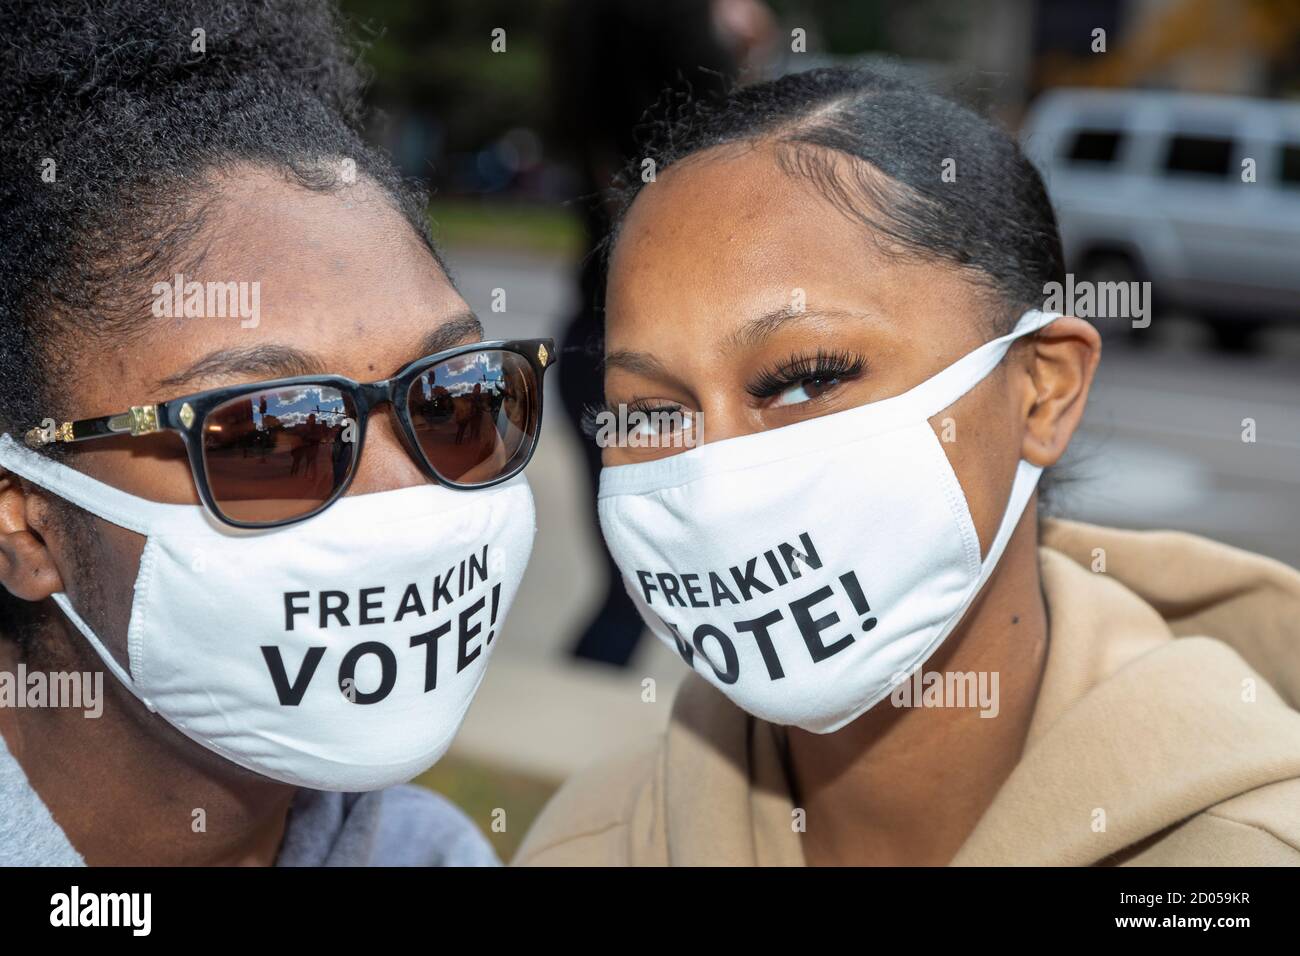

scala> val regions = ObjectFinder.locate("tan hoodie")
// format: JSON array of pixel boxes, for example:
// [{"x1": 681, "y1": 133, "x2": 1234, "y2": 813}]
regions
[{"x1": 515, "y1": 520, "x2": 1300, "y2": 866}]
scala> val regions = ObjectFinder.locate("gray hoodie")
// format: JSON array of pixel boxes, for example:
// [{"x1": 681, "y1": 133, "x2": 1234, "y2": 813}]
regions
[{"x1": 0, "y1": 733, "x2": 498, "y2": 866}]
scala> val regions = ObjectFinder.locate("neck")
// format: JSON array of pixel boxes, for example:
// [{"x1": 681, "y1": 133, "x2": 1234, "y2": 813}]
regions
[
  {"x1": 787, "y1": 506, "x2": 1049, "y2": 866},
  {"x1": 0, "y1": 626, "x2": 295, "y2": 867}
]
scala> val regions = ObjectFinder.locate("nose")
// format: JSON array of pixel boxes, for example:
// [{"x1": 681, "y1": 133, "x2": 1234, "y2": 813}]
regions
[
  {"x1": 347, "y1": 398, "x2": 429, "y2": 495},
  {"x1": 693, "y1": 397, "x2": 766, "y2": 446}
]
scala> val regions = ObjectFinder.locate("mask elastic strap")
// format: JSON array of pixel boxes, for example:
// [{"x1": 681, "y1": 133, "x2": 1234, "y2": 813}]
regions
[
  {"x1": 872, "y1": 456, "x2": 1042, "y2": 719},
  {"x1": 49, "y1": 593, "x2": 157, "y2": 713},
  {"x1": 0, "y1": 433, "x2": 175, "y2": 536},
  {"x1": 976, "y1": 458, "x2": 1041, "y2": 585},
  {"x1": 927, "y1": 312, "x2": 1055, "y2": 629},
  {"x1": 890, "y1": 310, "x2": 1061, "y2": 422}
]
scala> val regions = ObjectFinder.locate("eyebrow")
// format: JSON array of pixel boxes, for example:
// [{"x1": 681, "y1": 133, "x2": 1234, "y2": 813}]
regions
[
  {"x1": 601, "y1": 348, "x2": 672, "y2": 378},
  {"x1": 156, "y1": 310, "x2": 485, "y2": 391},
  {"x1": 724, "y1": 307, "x2": 878, "y2": 350},
  {"x1": 603, "y1": 306, "x2": 880, "y2": 382}
]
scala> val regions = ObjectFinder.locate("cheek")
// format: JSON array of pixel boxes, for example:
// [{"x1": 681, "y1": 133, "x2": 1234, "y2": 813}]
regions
[
  {"x1": 930, "y1": 381, "x2": 1025, "y2": 559},
  {"x1": 63, "y1": 518, "x2": 147, "y2": 662}
]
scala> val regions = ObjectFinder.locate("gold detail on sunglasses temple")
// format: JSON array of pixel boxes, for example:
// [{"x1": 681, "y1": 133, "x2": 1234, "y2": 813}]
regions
[
  {"x1": 178, "y1": 403, "x2": 195, "y2": 429},
  {"x1": 537, "y1": 343, "x2": 549, "y2": 366},
  {"x1": 23, "y1": 421, "x2": 74, "y2": 447},
  {"x1": 118, "y1": 405, "x2": 161, "y2": 437},
  {"x1": 23, "y1": 404, "x2": 162, "y2": 448}
]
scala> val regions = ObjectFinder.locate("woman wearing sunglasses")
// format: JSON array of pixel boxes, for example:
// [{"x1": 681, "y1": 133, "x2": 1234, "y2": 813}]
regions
[
  {"x1": 517, "y1": 67, "x2": 1300, "y2": 866},
  {"x1": 0, "y1": 1, "x2": 550, "y2": 865}
]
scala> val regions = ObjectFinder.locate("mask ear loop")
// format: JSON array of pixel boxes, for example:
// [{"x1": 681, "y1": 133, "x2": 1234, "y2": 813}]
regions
[
  {"x1": 900, "y1": 307, "x2": 1056, "y2": 570},
  {"x1": 778, "y1": 310, "x2": 1062, "y2": 443},
  {"x1": 847, "y1": 454, "x2": 1043, "y2": 728},
  {"x1": 890, "y1": 309, "x2": 1062, "y2": 423},
  {"x1": 956, "y1": 310, "x2": 1061, "y2": 585},
  {"x1": 840, "y1": 310, "x2": 1060, "y2": 722},
  {"x1": 0, "y1": 433, "x2": 172, "y2": 710},
  {"x1": 49, "y1": 593, "x2": 157, "y2": 712},
  {"x1": 0, "y1": 433, "x2": 183, "y2": 536},
  {"x1": 857, "y1": 313, "x2": 1059, "y2": 718}
]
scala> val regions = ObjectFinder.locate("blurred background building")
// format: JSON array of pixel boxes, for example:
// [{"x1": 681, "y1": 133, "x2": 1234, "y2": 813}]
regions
[{"x1": 337, "y1": 0, "x2": 1300, "y2": 858}]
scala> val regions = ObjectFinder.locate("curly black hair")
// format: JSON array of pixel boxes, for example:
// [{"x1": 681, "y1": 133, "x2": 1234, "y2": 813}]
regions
[
  {"x1": 0, "y1": 0, "x2": 435, "y2": 433},
  {"x1": 0, "y1": 0, "x2": 436, "y2": 639}
]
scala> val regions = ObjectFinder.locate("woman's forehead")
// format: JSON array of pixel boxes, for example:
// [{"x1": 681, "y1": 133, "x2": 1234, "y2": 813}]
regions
[{"x1": 607, "y1": 145, "x2": 988, "y2": 341}]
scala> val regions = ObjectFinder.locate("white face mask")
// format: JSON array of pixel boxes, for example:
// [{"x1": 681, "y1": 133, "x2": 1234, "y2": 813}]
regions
[
  {"x1": 598, "y1": 309, "x2": 1059, "y2": 733},
  {"x1": 0, "y1": 433, "x2": 535, "y2": 791}
]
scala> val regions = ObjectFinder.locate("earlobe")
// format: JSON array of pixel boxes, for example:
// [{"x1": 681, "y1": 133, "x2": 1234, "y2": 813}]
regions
[
  {"x1": 1019, "y1": 315, "x2": 1102, "y2": 468},
  {"x1": 0, "y1": 472, "x2": 65, "y2": 601}
]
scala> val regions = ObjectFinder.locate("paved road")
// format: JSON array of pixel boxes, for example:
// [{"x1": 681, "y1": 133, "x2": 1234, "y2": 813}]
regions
[{"x1": 1061, "y1": 321, "x2": 1300, "y2": 568}]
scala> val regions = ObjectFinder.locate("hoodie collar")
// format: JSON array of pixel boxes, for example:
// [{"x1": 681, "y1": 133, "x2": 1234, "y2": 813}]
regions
[
  {"x1": 954, "y1": 545, "x2": 1300, "y2": 864},
  {"x1": 661, "y1": 674, "x2": 804, "y2": 866},
  {"x1": 658, "y1": 523, "x2": 1300, "y2": 866}
]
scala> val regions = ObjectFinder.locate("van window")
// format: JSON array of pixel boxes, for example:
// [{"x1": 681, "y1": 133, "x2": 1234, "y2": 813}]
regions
[
  {"x1": 1280, "y1": 144, "x2": 1300, "y2": 187},
  {"x1": 1163, "y1": 135, "x2": 1233, "y2": 177},
  {"x1": 1065, "y1": 129, "x2": 1124, "y2": 164}
]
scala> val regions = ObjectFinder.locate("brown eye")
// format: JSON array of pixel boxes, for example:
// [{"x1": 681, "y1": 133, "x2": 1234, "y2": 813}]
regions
[
  {"x1": 748, "y1": 350, "x2": 867, "y2": 406},
  {"x1": 772, "y1": 375, "x2": 841, "y2": 407}
]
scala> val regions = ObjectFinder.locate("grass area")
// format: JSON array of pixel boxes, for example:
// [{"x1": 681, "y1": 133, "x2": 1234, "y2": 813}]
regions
[
  {"x1": 428, "y1": 199, "x2": 584, "y2": 258},
  {"x1": 412, "y1": 753, "x2": 560, "y2": 863}
]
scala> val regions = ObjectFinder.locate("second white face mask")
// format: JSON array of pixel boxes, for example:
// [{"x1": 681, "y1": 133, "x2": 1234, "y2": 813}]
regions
[
  {"x1": 597, "y1": 310, "x2": 1059, "y2": 734},
  {"x1": 0, "y1": 433, "x2": 536, "y2": 791}
]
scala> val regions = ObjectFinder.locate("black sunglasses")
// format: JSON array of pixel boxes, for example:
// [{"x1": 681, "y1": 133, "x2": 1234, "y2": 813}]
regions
[{"x1": 23, "y1": 338, "x2": 554, "y2": 529}]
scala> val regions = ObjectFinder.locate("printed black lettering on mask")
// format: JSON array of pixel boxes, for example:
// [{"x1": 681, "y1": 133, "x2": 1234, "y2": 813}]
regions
[
  {"x1": 634, "y1": 533, "x2": 821, "y2": 610},
  {"x1": 641, "y1": 534, "x2": 878, "y2": 686},
  {"x1": 261, "y1": 646, "x2": 326, "y2": 706},
  {"x1": 338, "y1": 642, "x2": 397, "y2": 704},
  {"x1": 409, "y1": 622, "x2": 450, "y2": 692},
  {"x1": 734, "y1": 609, "x2": 786, "y2": 679},
  {"x1": 264, "y1": 548, "x2": 503, "y2": 705},
  {"x1": 281, "y1": 546, "x2": 490, "y2": 631},
  {"x1": 691, "y1": 625, "x2": 739, "y2": 684},
  {"x1": 789, "y1": 586, "x2": 854, "y2": 662}
]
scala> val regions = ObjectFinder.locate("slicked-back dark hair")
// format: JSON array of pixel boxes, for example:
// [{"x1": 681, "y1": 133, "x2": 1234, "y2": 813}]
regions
[
  {"x1": 612, "y1": 66, "x2": 1066, "y2": 333},
  {"x1": 607, "y1": 65, "x2": 1071, "y2": 512}
]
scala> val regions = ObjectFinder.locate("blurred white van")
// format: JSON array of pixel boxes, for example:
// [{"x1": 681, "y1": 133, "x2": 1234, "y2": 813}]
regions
[{"x1": 1020, "y1": 89, "x2": 1300, "y2": 347}]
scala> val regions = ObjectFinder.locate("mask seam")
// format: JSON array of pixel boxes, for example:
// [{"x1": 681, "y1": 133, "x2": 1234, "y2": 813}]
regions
[
  {"x1": 128, "y1": 537, "x2": 160, "y2": 694},
  {"x1": 815, "y1": 463, "x2": 1038, "y2": 732},
  {"x1": 931, "y1": 434, "x2": 984, "y2": 577},
  {"x1": 795, "y1": 439, "x2": 980, "y2": 729},
  {"x1": 328, "y1": 481, "x2": 530, "y2": 528},
  {"x1": 599, "y1": 417, "x2": 924, "y2": 498},
  {"x1": 599, "y1": 312, "x2": 1059, "y2": 500},
  {"x1": 1, "y1": 434, "x2": 529, "y2": 536},
  {"x1": 151, "y1": 650, "x2": 486, "y2": 789}
]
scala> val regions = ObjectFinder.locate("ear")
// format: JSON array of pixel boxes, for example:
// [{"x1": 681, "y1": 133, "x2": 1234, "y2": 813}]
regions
[
  {"x1": 1019, "y1": 316, "x2": 1101, "y2": 468},
  {"x1": 0, "y1": 469, "x2": 66, "y2": 601}
]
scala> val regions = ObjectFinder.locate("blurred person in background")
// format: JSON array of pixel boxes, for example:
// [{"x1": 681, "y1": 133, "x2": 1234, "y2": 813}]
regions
[
  {"x1": 550, "y1": 0, "x2": 778, "y2": 666},
  {"x1": 516, "y1": 66, "x2": 1300, "y2": 866}
]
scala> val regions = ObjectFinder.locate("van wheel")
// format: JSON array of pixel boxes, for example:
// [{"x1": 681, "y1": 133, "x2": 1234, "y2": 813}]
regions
[{"x1": 1077, "y1": 253, "x2": 1148, "y2": 345}]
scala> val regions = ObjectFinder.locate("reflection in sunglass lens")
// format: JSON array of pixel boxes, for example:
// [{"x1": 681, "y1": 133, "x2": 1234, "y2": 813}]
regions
[
  {"x1": 407, "y1": 350, "x2": 537, "y2": 485},
  {"x1": 202, "y1": 385, "x2": 358, "y2": 525}
]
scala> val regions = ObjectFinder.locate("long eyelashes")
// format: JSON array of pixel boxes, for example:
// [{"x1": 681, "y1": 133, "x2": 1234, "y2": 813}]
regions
[
  {"x1": 579, "y1": 401, "x2": 608, "y2": 440},
  {"x1": 595, "y1": 349, "x2": 868, "y2": 436},
  {"x1": 580, "y1": 399, "x2": 685, "y2": 439},
  {"x1": 746, "y1": 349, "x2": 868, "y2": 399}
]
